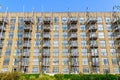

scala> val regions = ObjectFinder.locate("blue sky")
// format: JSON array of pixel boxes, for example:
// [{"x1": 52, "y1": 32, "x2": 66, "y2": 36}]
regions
[{"x1": 0, "y1": 0, "x2": 120, "y2": 12}]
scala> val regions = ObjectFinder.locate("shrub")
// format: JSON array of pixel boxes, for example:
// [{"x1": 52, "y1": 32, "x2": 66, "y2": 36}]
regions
[
  {"x1": 37, "y1": 74, "x2": 53, "y2": 80},
  {"x1": 54, "y1": 74, "x2": 64, "y2": 80}
]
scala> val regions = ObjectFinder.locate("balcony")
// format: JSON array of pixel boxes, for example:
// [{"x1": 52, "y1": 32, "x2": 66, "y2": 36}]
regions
[
  {"x1": 89, "y1": 35, "x2": 97, "y2": 40},
  {"x1": 43, "y1": 53, "x2": 50, "y2": 57},
  {"x1": 0, "y1": 18, "x2": 8, "y2": 24},
  {"x1": 70, "y1": 34, "x2": 77, "y2": 40},
  {"x1": 71, "y1": 63, "x2": 79, "y2": 67},
  {"x1": 116, "y1": 35, "x2": 120, "y2": 40},
  {"x1": 24, "y1": 26, "x2": 32, "y2": 31},
  {"x1": 70, "y1": 44, "x2": 78, "y2": 48},
  {"x1": 90, "y1": 44, "x2": 98, "y2": 48},
  {"x1": 0, "y1": 35, "x2": 5, "y2": 40},
  {"x1": 43, "y1": 44, "x2": 50, "y2": 48},
  {"x1": 43, "y1": 34, "x2": 50, "y2": 40},
  {"x1": 43, "y1": 26, "x2": 50, "y2": 32},
  {"x1": 68, "y1": 18, "x2": 78, "y2": 24},
  {"x1": 42, "y1": 63, "x2": 50, "y2": 67},
  {"x1": 91, "y1": 53, "x2": 99, "y2": 57},
  {"x1": 24, "y1": 18, "x2": 33, "y2": 24},
  {"x1": 23, "y1": 35, "x2": 31, "y2": 40},
  {"x1": 22, "y1": 52, "x2": 29, "y2": 58},
  {"x1": 87, "y1": 18, "x2": 97, "y2": 24},
  {"x1": 0, "y1": 44, "x2": 3, "y2": 48},
  {"x1": 70, "y1": 26, "x2": 77, "y2": 31},
  {"x1": 92, "y1": 62, "x2": 100, "y2": 67},
  {"x1": 71, "y1": 53, "x2": 78, "y2": 57},
  {"x1": 112, "y1": 19, "x2": 120, "y2": 25},
  {"x1": 23, "y1": 44, "x2": 30, "y2": 48},
  {"x1": 43, "y1": 18, "x2": 51, "y2": 24},
  {"x1": 88, "y1": 26, "x2": 97, "y2": 32},
  {"x1": 21, "y1": 63, "x2": 29, "y2": 67},
  {"x1": 0, "y1": 27, "x2": 6, "y2": 32}
]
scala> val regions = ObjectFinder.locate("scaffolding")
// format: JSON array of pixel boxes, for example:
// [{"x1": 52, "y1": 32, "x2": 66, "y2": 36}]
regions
[{"x1": 86, "y1": 8, "x2": 99, "y2": 73}]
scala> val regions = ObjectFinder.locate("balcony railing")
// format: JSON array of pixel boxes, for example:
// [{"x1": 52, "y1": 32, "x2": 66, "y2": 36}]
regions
[
  {"x1": 0, "y1": 44, "x2": 3, "y2": 48},
  {"x1": 43, "y1": 44, "x2": 50, "y2": 48},
  {"x1": 70, "y1": 26, "x2": 77, "y2": 31},
  {"x1": 0, "y1": 18, "x2": 8, "y2": 24},
  {"x1": 22, "y1": 52, "x2": 29, "y2": 57},
  {"x1": 68, "y1": 18, "x2": 78, "y2": 24},
  {"x1": 24, "y1": 18, "x2": 33, "y2": 24},
  {"x1": 89, "y1": 35, "x2": 97, "y2": 40},
  {"x1": 23, "y1": 35, "x2": 31, "y2": 39},
  {"x1": 70, "y1": 44, "x2": 78, "y2": 48},
  {"x1": 91, "y1": 53, "x2": 99, "y2": 57},
  {"x1": 21, "y1": 63, "x2": 29, "y2": 66},
  {"x1": 116, "y1": 35, "x2": 120, "y2": 40},
  {"x1": 43, "y1": 27, "x2": 50, "y2": 31},
  {"x1": 71, "y1": 63, "x2": 79, "y2": 67},
  {"x1": 71, "y1": 53, "x2": 78, "y2": 57},
  {"x1": 0, "y1": 35, "x2": 5, "y2": 40},
  {"x1": 24, "y1": 26, "x2": 32, "y2": 31},
  {"x1": 43, "y1": 35, "x2": 50, "y2": 39},
  {"x1": 88, "y1": 26, "x2": 97, "y2": 32},
  {"x1": 92, "y1": 62, "x2": 100, "y2": 67},
  {"x1": 87, "y1": 18, "x2": 97, "y2": 24},
  {"x1": 43, "y1": 18, "x2": 51, "y2": 24},
  {"x1": 90, "y1": 44, "x2": 98, "y2": 48},
  {"x1": 0, "y1": 27, "x2": 6, "y2": 32},
  {"x1": 43, "y1": 53, "x2": 50, "y2": 57},
  {"x1": 70, "y1": 34, "x2": 77, "y2": 40},
  {"x1": 42, "y1": 63, "x2": 50, "y2": 67},
  {"x1": 23, "y1": 44, "x2": 30, "y2": 48}
]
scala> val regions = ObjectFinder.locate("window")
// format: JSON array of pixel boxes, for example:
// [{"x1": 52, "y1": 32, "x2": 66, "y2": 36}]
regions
[
  {"x1": 8, "y1": 32, "x2": 14, "y2": 38},
  {"x1": 2, "y1": 68, "x2": 8, "y2": 72},
  {"x1": 80, "y1": 32, "x2": 86, "y2": 38},
  {"x1": 83, "y1": 68, "x2": 89, "y2": 73},
  {"x1": 98, "y1": 24, "x2": 103, "y2": 30},
  {"x1": 54, "y1": 25, "x2": 59, "y2": 30},
  {"x1": 33, "y1": 58, "x2": 39, "y2": 65},
  {"x1": 62, "y1": 67, "x2": 69, "y2": 73},
  {"x1": 3, "y1": 58, "x2": 10, "y2": 65},
  {"x1": 82, "y1": 49, "x2": 87, "y2": 56},
  {"x1": 97, "y1": 17, "x2": 102, "y2": 23},
  {"x1": 113, "y1": 68, "x2": 119, "y2": 74},
  {"x1": 112, "y1": 58, "x2": 118, "y2": 65},
  {"x1": 18, "y1": 25, "x2": 23, "y2": 31},
  {"x1": 18, "y1": 17, "x2": 24, "y2": 23},
  {"x1": 109, "y1": 40, "x2": 115, "y2": 47},
  {"x1": 34, "y1": 49, "x2": 40, "y2": 56},
  {"x1": 100, "y1": 40, "x2": 106, "y2": 47},
  {"x1": 32, "y1": 67, "x2": 38, "y2": 73},
  {"x1": 17, "y1": 32, "x2": 23, "y2": 39},
  {"x1": 7, "y1": 40, "x2": 12, "y2": 47},
  {"x1": 103, "y1": 68, "x2": 110, "y2": 73},
  {"x1": 62, "y1": 49, "x2": 68, "y2": 56},
  {"x1": 53, "y1": 49, "x2": 59, "y2": 56},
  {"x1": 34, "y1": 40, "x2": 40, "y2": 47},
  {"x1": 14, "y1": 49, "x2": 20, "y2": 56},
  {"x1": 10, "y1": 17, "x2": 16, "y2": 23},
  {"x1": 102, "y1": 58, "x2": 108, "y2": 65},
  {"x1": 101, "y1": 49, "x2": 107, "y2": 56},
  {"x1": 16, "y1": 40, "x2": 22, "y2": 47},
  {"x1": 53, "y1": 67, "x2": 59, "y2": 73},
  {"x1": 62, "y1": 58, "x2": 68, "y2": 65},
  {"x1": 80, "y1": 17, "x2": 85, "y2": 23},
  {"x1": 36, "y1": 17, "x2": 42, "y2": 23},
  {"x1": 81, "y1": 41, "x2": 87, "y2": 47},
  {"x1": 105, "y1": 17, "x2": 111, "y2": 23},
  {"x1": 110, "y1": 49, "x2": 116, "y2": 56},
  {"x1": 13, "y1": 58, "x2": 19, "y2": 65},
  {"x1": 62, "y1": 25, "x2": 68, "y2": 30},
  {"x1": 62, "y1": 32, "x2": 68, "y2": 38},
  {"x1": 35, "y1": 32, "x2": 40, "y2": 38},
  {"x1": 53, "y1": 40, "x2": 59, "y2": 47},
  {"x1": 10, "y1": 25, "x2": 14, "y2": 30},
  {"x1": 5, "y1": 49, "x2": 11, "y2": 56},
  {"x1": 62, "y1": 17, "x2": 67, "y2": 23},
  {"x1": 108, "y1": 32, "x2": 114, "y2": 38},
  {"x1": 54, "y1": 32, "x2": 59, "y2": 38},
  {"x1": 62, "y1": 40, "x2": 68, "y2": 47},
  {"x1": 80, "y1": 25, "x2": 85, "y2": 30},
  {"x1": 99, "y1": 32, "x2": 104, "y2": 38},
  {"x1": 36, "y1": 25, "x2": 41, "y2": 30},
  {"x1": 53, "y1": 58, "x2": 59, "y2": 65},
  {"x1": 82, "y1": 58, "x2": 88, "y2": 65},
  {"x1": 54, "y1": 17, "x2": 59, "y2": 23},
  {"x1": 106, "y1": 24, "x2": 112, "y2": 30}
]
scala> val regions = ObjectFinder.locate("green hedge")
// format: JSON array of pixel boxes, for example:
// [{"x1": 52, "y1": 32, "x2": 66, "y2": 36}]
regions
[{"x1": 0, "y1": 72, "x2": 119, "y2": 80}]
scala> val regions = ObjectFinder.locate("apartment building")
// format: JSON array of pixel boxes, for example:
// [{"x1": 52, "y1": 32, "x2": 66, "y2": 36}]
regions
[{"x1": 0, "y1": 12, "x2": 119, "y2": 74}]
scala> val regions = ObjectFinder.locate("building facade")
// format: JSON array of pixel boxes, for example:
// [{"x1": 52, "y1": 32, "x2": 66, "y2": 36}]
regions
[{"x1": 0, "y1": 12, "x2": 119, "y2": 74}]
